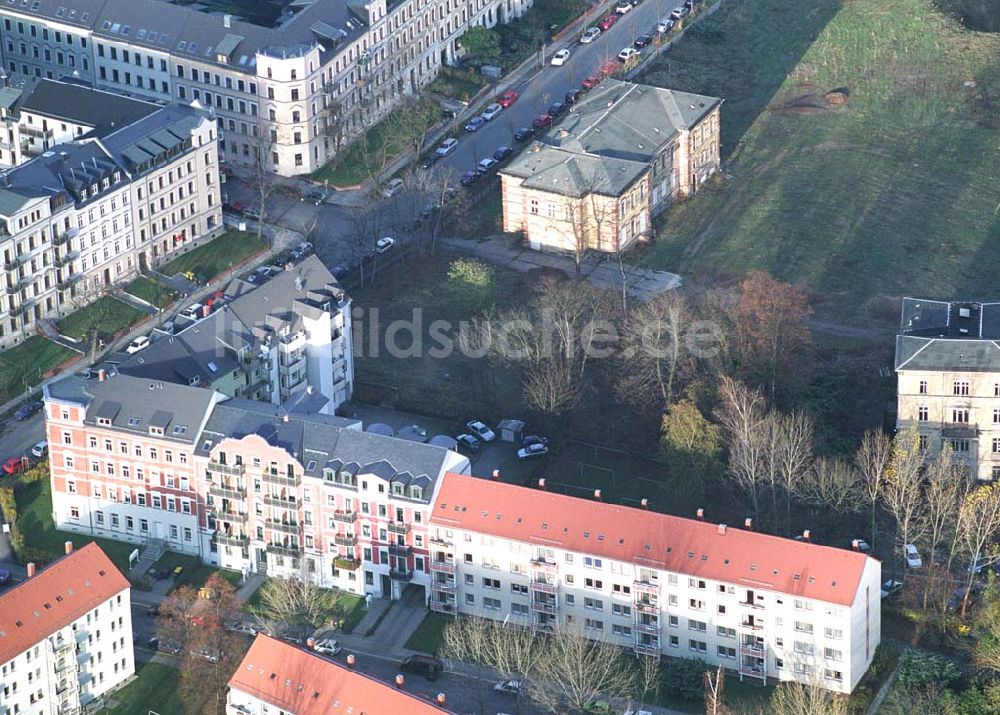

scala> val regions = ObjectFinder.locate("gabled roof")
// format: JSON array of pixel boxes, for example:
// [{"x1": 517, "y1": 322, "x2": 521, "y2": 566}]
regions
[
  {"x1": 431, "y1": 474, "x2": 871, "y2": 606},
  {"x1": 229, "y1": 635, "x2": 456, "y2": 714},
  {"x1": 894, "y1": 334, "x2": 1000, "y2": 372},
  {"x1": 0, "y1": 543, "x2": 129, "y2": 666}
]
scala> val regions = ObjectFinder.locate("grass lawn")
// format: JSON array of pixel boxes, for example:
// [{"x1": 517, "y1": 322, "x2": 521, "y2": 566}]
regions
[
  {"x1": 124, "y1": 275, "x2": 173, "y2": 309},
  {"x1": 151, "y1": 551, "x2": 241, "y2": 592},
  {"x1": 311, "y1": 99, "x2": 441, "y2": 187},
  {"x1": 639, "y1": 0, "x2": 1000, "y2": 323},
  {"x1": 243, "y1": 578, "x2": 367, "y2": 633},
  {"x1": 56, "y1": 296, "x2": 146, "y2": 342},
  {"x1": 97, "y1": 661, "x2": 195, "y2": 714},
  {"x1": 159, "y1": 231, "x2": 266, "y2": 282},
  {"x1": 14, "y1": 477, "x2": 137, "y2": 572},
  {"x1": 428, "y1": 67, "x2": 489, "y2": 102},
  {"x1": 0, "y1": 336, "x2": 75, "y2": 402},
  {"x1": 405, "y1": 612, "x2": 451, "y2": 653}
]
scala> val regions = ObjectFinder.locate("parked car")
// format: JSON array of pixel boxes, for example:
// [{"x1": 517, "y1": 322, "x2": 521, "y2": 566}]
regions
[
  {"x1": 481, "y1": 102, "x2": 504, "y2": 121},
  {"x1": 420, "y1": 202, "x2": 440, "y2": 219},
  {"x1": 376, "y1": 236, "x2": 396, "y2": 254},
  {"x1": 670, "y1": 5, "x2": 690, "y2": 19},
  {"x1": 465, "y1": 116, "x2": 486, "y2": 132},
  {"x1": 618, "y1": 47, "x2": 640, "y2": 62},
  {"x1": 880, "y1": 579, "x2": 903, "y2": 599},
  {"x1": 313, "y1": 637, "x2": 342, "y2": 656},
  {"x1": 498, "y1": 89, "x2": 519, "y2": 107},
  {"x1": 30, "y1": 440, "x2": 48, "y2": 459},
  {"x1": 518, "y1": 443, "x2": 550, "y2": 460},
  {"x1": 180, "y1": 303, "x2": 204, "y2": 321},
  {"x1": 494, "y1": 678, "x2": 522, "y2": 695},
  {"x1": 598, "y1": 14, "x2": 618, "y2": 30},
  {"x1": 968, "y1": 553, "x2": 998, "y2": 574},
  {"x1": 125, "y1": 335, "x2": 150, "y2": 354},
  {"x1": 580, "y1": 27, "x2": 602, "y2": 44},
  {"x1": 400, "y1": 654, "x2": 444, "y2": 681},
  {"x1": 522, "y1": 435, "x2": 550, "y2": 448},
  {"x1": 466, "y1": 420, "x2": 496, "y2": 442},
  {"x1": 0, "y1": 568, "x2": 10, "y2": 585},
  {"x1": 331, "y1": 265, "x2": 350, "y2": 280},
  {"x1": 381, "y1": 177, "x2": 404, "y2": 198},
  {"x1": 493, "y1": 145, "x2": 513, "y2": 162},
  {"x1": 852, "y1": 539, "x2": 871, "y2": 554},
  {"x1": 905, "y1": 544, "x2": 922, "y2": 569},
  {"x1": 948, "y1": 584, "x2": 980, "y2": 611},
  {"x1": 435, "y1": 138, "x2": 459, "y2": 157},
  {"x1": 192, "y1": 646, "x2": 222, "y2": 663},
  {"x1": 656, "y1": 16, "x2": 675, "y2": 33},
  {"x1": 159, "y1": 321, "x2": 175, "y2": 335},
  {"x1": 13, "y1": 402, "x2": 41, "y2": 420},
  {"x1": 615, "y1": 0, "x2": 632, "y2": 13},
  {"x1": 226, "y1": 621, "x2": 257, "y2": 636},
  {"x1": 460, "y1": 170, "x2": 480, "y2": 187},
  {"x1": 565, "y1": 88, "x2": 582, "y2": 105},
  {"x1": 550, "y1": 48, "x2": 571, "y2": 66},
  {"x1": 455, "y1": 433, "x2": 481, "y2": 453},
  {"x1": 532, "y1": 113, "x2": 553, "y2": 130},
  {"x1": 514, "y1": 127, "x2": 534, "y2": 142},
  {"x1": 476, "y1": 158, "x2": 498, "y2": 175},
  {"x1": 547, "y1": 101, "x2": 567, "y2": 117},
  {"x1": 2, "y1": 457, "x2": 25, "y2": 475},
  {"x1": 296, "y1": 241, "x2": 313, "y2": 255},
  {"x1": 581, "y1": 75, "x2": 602, "y2": 90},
  {"x1": 302, "y1": 189, "x2": 327, "y2": 205},
  {"x1": 150, "y1": 638, "x2": 182, "y2": 655},
  {"x1": 418, "y1": 156, "x2": 437, "y2": 170},
  {"x1": 634, "y1": 33, "x2": 653, "y2": 48},
  {"x1": 146, "y1": 604, "x2": 160, "y2": 618}
]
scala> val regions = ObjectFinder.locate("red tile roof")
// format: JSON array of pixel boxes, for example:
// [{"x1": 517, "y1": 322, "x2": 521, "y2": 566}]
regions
[
  {"x1": 0, "y1": 542, "x2": 130, "y2": 665},
  {"x1": 229, "y1": 635, "x2": 456, "y2": 715},
  {"x1": 431, "y1": 474, "x2": 871, "y2": 606}
]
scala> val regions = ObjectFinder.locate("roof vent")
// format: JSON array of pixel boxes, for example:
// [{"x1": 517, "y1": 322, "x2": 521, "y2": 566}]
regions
[
  {"x1": 744, "y1": 518, "x2": 752, "y2": 530},
  {"x1": 538, "y1": 478, "x2": 546, "y2": 490},
  {"x1": 717, "y1": 524, "x2": 726, "y2": 535},
  {"x1": 223, "y1": 13, "x2": 232, "y2": 29},
  {"x1": 696, "y1": 508, "x2": 704, "y2": 521},
  {"x1": 593, "y1": 489, "x2": 602, "y2": 501},
  {"x1": 802, "y1": 529, "x2": 810, "y2": 542},
  {"x1": 640, "y1": 498, "x2": 648, "y2": 509}
]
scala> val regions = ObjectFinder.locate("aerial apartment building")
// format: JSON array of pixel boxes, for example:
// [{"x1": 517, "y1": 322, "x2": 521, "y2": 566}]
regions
[
  {"x1": 0, "y1": 542, "x2": 134, "y2": 714},
  {"x1": 43, "y1": 372, "x2": 469, "y2": 598},
  {"x1": 0, "y1": 0, "x2": 533, "y2": 176},
  {"x1": 427, "y1": 473, "x2": 881, "y2": 694},
  {"x1": 227, "y1": 634, "x2": 457, "y2": 714},
  {"x1": 0, "y1": 98, "x2": 221, "y2": 349}
]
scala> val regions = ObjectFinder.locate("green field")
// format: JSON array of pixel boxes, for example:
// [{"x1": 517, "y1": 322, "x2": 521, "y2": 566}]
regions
[
  {"x1": 405, "y1": 612, "x2": 451, "y2": 653},
  {"x1": 640, "y1": 0, "x2": 1000, "y2": 323},
  {"x1": 56, "y1": 296, "x2": 146, "y2": 342},
  {"x1": 159, "y1": 231, "x2": 266, "y2": 282},
  {"x1": 97, "y1": 662, "x2": 194, "y2": 714},
  {"x1": 124, "y1": 275, "x2": 173, "y2": 309},
  {"x1": 0, "y1": 337, "x2": 75, "y2": 403}
]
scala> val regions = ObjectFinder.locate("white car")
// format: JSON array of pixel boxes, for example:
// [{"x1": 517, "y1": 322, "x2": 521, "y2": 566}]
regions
[
  {"x1": 615, "y1": 0, "x2": 632, "y2": 13},
  {"x1": 480, "y1": 102, "x2": 503, "y2": 121},
  {"x1": 125, "y1": 335, "x2": 150, "y2": 354},
  {"x1": 381, "y1": 177, "x2": 404, "y2": 198},
  {"x1": 905, "y1": 544, "x2": 922, "y2": 569},
  {"x1": 376, "y1": 236, "x2": 395, "y2": 254},
  {"x1": 435, "y1": 138, "x2": 459, "y2": 157},
  {"x1": 493, "y1": 679, "x2": 521, "y2": 695},
  {"x1": 466, "y1": 420, "x2": 496, "y2": 442},
  {"x1": 476, "y1": 158, "x2": 498, "y2": 175},
  {"x1": 880, "y1": 579, "x2": 903, "y2": 599},
  {"x1": 180, "y1": 304, "x2": 203, "y2": 321},
  {"x1": 226, "y1": 622, "x2": 257, "y2": 636},
  {"x1": 30, "y1": 440, "x2": 48, "y2": 458},
  {"x1": 517, "y1": 443, "x2": 549, "y2": 460},
  {"x1": 618, "y1": 47, "x2": 640, "y2": 62},
  {"x1": 313, "y1": 638, "x2": 342, "y2": 656},
  {"x1": 580, "y1": 27, "x2": 601, "y2": 44},
  {"x1": 550, "y1": 48, "x2": 571, "y2": 66}
]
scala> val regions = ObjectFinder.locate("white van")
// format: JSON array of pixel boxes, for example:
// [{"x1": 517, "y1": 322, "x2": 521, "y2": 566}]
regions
[{"x1": 656, "y1": 16, "x2": 675, "y2": 33}]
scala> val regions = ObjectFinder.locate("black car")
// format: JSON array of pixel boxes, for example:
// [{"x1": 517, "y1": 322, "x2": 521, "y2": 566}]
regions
[
  {"x1": 460, "y1": 170, "x2": 479, "y2": 187},
  {"x1": 420, "y1": 202, "x2": 440, "y2": 219},
  {"x1": 523, "y1": 435, "x2": 550, "y2": 448},
  {"x1": 400, "y1": 654, "x2": 444, "y2": 681},
  {"x1": 418, "y1": 155, "x2": 437, "y2": 170},
  {"x1": 547, "y1": 101, "x2": 567, "y2": 117},
  {"x1": 514, "y1": 126, "x2": 533, "y2": 142},
  {"x1": 0, "y1": 568, "x2": 10, "y2": 585},
  {"x1": 13, "y1": 402, "x2": 41, "y2": 420},
  {"x1": 634, "y1": 33, "x2": 653, "y2": 48},
  {"x1": 565, "y1": 89, "x2": 582, "y2": 105},
  {"x1": 331, "y1": 265, "x2": 349, "y2": 280},
  {"x1": 493, "y1": 145, "x2": 513, "y2": 162}
]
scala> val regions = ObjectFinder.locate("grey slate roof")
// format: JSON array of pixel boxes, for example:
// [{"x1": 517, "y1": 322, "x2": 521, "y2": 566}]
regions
[
  {"x1": 100, "y1": 103, "x2": 207, "y2": 176},
  {"x1": 0, "y1": 87, "x2": 23, "y2": 113},
  {"x1": 895, "y1": 297, "x2": 1000, "y2": 372},
  {"x1": 2, "y1": 140, "x2": 123, "y2": 207},
  {"x1": 895, "y1": 335, "x2": 1000, "y2": 373},
  {"x1": 19, "y1": 79, "x2": 157, "y2": 132}
]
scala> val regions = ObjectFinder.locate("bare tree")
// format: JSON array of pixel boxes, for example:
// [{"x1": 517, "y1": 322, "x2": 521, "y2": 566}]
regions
[
  {"x1": 615, "y1": 291, "x2": 691, "y2": 410},
  {"x1": 70, "y1": 282, "x2": 117, "y2": 363},
  {"x1": 956, "y1": 484, "x2": 1000, "y2": 616},
  {"x1": 772, "y1": 410, "x2": 815, "y2": 534},
  {"x1": 856, "y1": 429, "x2": 893, "y2": 549},
  {"x1": 249, "y1": 118, "x2": 279, "y2": 245},
  {"x1": 704, "y1": 665, "x2": 730, "y2": 715},
  {"x1": 920, "y1": 446, "x2": 967, "y2": 608},
  {"x1": 249, "y1": 574, "x2": 345, "y2": 640},
  {"x1": 883, "y1": 427, "x2": 928, "y2": 577},
  {"x1": 764, "y1": 679, "x2": 849, "y2": 715},
  {"x1": 635, "y1": 656, "x2": 661, "y2": 712},
  {"x1": 716, "y1": 376, "x2": 769, "y2": 523},
  {"x1": 796, "y1": 457, "x2": 864, "y2": 515}
]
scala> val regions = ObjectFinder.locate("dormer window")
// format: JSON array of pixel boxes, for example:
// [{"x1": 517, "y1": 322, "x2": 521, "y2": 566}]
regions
[
  {"x1": 392, "y1": 483, "x2": 403, "y2": 495},
  {"x1": 149, "y1": 427, "x2": 164, "y2": 436},
  {"x1": 410, "y1": 486, "x2": 422, "y2": 499},
  {"x1": 97, "y1": 417, "x2": 111, "y2": 426}
]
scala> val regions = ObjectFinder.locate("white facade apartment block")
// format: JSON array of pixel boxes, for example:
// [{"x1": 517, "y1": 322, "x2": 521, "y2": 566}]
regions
[
  {"x1": 0, "y1": 543, "x2": 135, "y2": 715},
  {"x1": 429, "y1": 474, "x2": 882, "y2": 694}
]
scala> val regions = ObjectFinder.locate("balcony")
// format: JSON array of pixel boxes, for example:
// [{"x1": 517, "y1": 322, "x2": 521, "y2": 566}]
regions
[
  {"x1": 208, "y1": 460, "x2": 245, "y2": 477},
  {"x1": 332, "y1": 510, "x2": 357, "y2": 523},
  {"x1": 209, "y1": 484, "x2": 244, "y2": 501},
  {"x1": 633, "y1": 641, "x2": 661, "y2": 657},
  {"x1": 390, "y1": 569, "x2": 413, "y2": 582},
  {"x1": 530, "y1": 579, "x2": 557, "y2": 594},
  {"x1": 263, "y1": 471, "x2": 300, "y2": 488},
  {"x1": 429, "y1": 535, "x2": 452, "y2": 547},
  {"x1": 57, "y1": 274, "x2": 82, "y2": 291},
  {"x1": 530, "y1": 599, "x2": 557, "y2": 615},
  {"x1": 215, "y1": 532, "x2": 249, "y2": 547},
  {"x1": 740, "y1": 620, "x2": 765, "y2": 632},
  {"x1": 633, "y1": 579, "x2": 659, "y2": 595},
  {"x1": 52, "y1": 228, "x2": 78, "y2": 247},
  {"x1": 278, "y1": 352, "x2": 305, "y2": 374},
  {"x1": 942, "y1": 422, "x2": 978, "y2": 438},
  {"x1": 263, "y1": 494, "x2": 300, "y2": 508},
  {"x1": 387, "y1": 521, "x2": 410, "y2": 535},
  {"x1": 430, "y1": 559, "x2": 456, "y2": 574},
  {"x1": 739, "y1": 641, "x2": 766, "y2": 656},
  {"x1": 334, "y1": 534, "x2": 357, "y2": 547},
  {"x1": 267, "y1": 520, "x2": 300, "y2": 535},
  {"x1": 214, "y1": 511, "x2": 248, "y2": 525},
  {"x1": 266, "y1": 543, "x2": 301, "y2": 558},
  {"x1": 634, "y1": 600, "x2": 658, "y2": 614},
  {"x1": 432, "y1": 579, "x2": 457, "y2": 593},
  {"x1": 634, "y1": 620, "x2": 660, "y2": 635},
  {"x1": 740, "y1": 600, "x2": 764, "y2": 611},
  {"x1": 430, "y1": 599, "x2": 455, "y2": 614},
  {"x1": 530, "y1": 558, "x2": 557, "y2": 573},
  {"x1": 388, "y1": 543, "x2": 410, "y2": 557},
  {"x1": 333, "y1": 556, "x2": 360, "y2": 571}
]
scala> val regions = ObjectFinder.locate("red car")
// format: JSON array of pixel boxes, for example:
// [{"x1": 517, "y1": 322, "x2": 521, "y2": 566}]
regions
[
  {"x1": 581, "y1": 75, "x2": 602, "y2": 91},
  {"x1": 498, "y1": 89, "x2": 519, "y2": 108},
  {"x1": 532, "y1": 113, "x2": 553, "y2": 130},
  {"x1": 598, "y1": 14, "x2": 618, "y2": 30},
  {"x1": 2, "y1": 457, "x2": 25, "y2": 475}
]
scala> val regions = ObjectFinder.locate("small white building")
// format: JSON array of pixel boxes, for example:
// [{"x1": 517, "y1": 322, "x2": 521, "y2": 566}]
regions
[{"x1": 0, "y1": 542, "x2": 135, "y2": 713}]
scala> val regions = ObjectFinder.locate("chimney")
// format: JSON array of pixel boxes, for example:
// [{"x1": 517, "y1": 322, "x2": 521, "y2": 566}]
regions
[
  {"x1": 696, "y1": 508, "x2": 704, "y2": 521},
  {"x1": 593, "y1": 489, "x2": 601, "y2": 501},
  {"x1": 851, "y1": 539, "x2": 860, "y2": 551},
  {"x1": 558, "y1": 128, "x2": 569, "y2": 138},
  {"x1": 202, "y1": 304, "x2": 211, "y2": 318},
  {"x1": 306, "y1": 638, "x2": 315, "y2": 649},
  {"x1": 717, "y1": 523, "x2": 727, "y2": 535},
  {"x1": 640, "y1": 498, "x2": 648, "y2": 509},
  {"x1": 491, "y1": 469, "x2": 500, "y2": 481},
  {"x1": 223, "y1": 13, "x2": 232, "y2": 29},
  {"x1": 537, "y1": 478, "x2": 546, "y2": 490},
  {"x1": 436, "y1": 693, "x2": 447, "y2": 706},
  {"x1": 346, "y1": 654, "x2": 356, "y2": 668},
  {"x1": 802, "y1": 530, "x2": 810, "y2": 542},
  {"x1": 26, "y1": 562, "x2": 35, "y2": 578},
  {"x1": 97, "y1": 368, "x2": 106, "y2": 382},
  {"x1": 394, "y1": 674, "x2": 405, "y2": 688},
  {"x1": 744, "y1": 518, "x2": 752, "y2": 531},
  {"x1": 64, "y1": 541, "x2": 73, "y2": 555}
]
